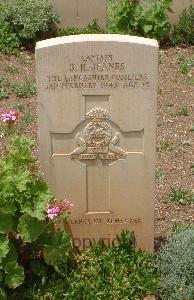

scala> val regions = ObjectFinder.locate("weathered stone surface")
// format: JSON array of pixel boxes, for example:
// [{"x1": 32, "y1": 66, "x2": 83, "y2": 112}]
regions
[
  {"x1": 36, "y1": 35, "x2": 158, "y2": 252},
  {"x1": 49, "y1": 0, "x2": 107, "y2": 28}
]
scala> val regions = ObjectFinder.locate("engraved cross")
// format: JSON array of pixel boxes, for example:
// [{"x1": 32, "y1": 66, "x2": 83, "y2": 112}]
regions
[{"x1": 51, "y1": 95, "x2": 144, "y2": 215}]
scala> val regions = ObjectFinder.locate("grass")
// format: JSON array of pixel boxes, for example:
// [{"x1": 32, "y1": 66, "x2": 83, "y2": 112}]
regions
[
  {"x1": 176, "y1": 53, "x2": 194, "y2": 84},
  {"x1": 4, "y1": 65, "x2": 19, "y2": 75},
  {"x1": 12, "y1": 80, "x2": 37, "y2": 98},
  {"x1": 156, "y1": 141, "x2": 172, "y2": 152},
  {"x1": 175, "y1": 106, "x2": 189, "y2": 117},
  {"x1": 186, "y1": 75, "x2": 194, "y2": 85},
  {"x1": 0, "y1": 76, "x2": 12, "y2": 88},
  {"x1": 21, "y1": 113, "x2": 36, "y2": 125},
  {"x1": 170, "y1": 188, "x2": 194, "y2": 205},
  {"x1": 177, "y1": 55, "x2": 194, "y2": 74},
  {"x1": 0, "y1": 88, "x2": 9, "y2": 100},
  {"x1": 156, "y1": 170, "x2": 163, "y2": 179},
  {"x1": 16, "y1": 103, "x2": 25, "y2": 112}
]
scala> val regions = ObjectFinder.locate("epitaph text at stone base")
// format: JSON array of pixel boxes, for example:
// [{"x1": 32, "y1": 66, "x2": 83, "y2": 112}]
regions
[{"x1": 36, "y1": 35, "x2": 158, "y2": 252}]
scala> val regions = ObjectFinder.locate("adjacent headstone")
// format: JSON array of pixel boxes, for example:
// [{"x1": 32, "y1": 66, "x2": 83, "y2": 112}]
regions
[
  {"x1": 168, "y1": 0, "x2": 192, "y2": 26},
  {"x1": 36, "y1": 35, "x2": 158, "y2": 252},
  {"x1": 49, "y1": 0, "x2": 107, "y2": 28}
]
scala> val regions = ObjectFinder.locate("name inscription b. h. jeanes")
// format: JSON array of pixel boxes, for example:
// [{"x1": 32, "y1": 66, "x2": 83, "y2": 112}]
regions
[{"x1": 44, "y1": 53, "x2": 151, "y2": 90}]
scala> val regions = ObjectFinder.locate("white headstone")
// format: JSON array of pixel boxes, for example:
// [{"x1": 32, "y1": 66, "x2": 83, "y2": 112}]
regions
[{"x1": 36, "y1": 35, "x2": 158, "y2": 252}]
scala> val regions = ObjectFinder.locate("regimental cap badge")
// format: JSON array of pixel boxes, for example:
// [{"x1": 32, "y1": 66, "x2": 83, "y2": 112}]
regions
[{"x1": 86, "y1": 107, "x2": 109, "y2": 121}]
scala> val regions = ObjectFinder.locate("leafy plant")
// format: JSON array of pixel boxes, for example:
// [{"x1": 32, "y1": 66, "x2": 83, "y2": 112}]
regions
[
  {"x1": 157, "y1": 226, "x2": 194, "y2": 300},
  {"x1": 0, "y1": 22, "x2": 21, "y2": 54},
  {"x1": 22, "y1": 231, "x2": 160, "y2": 300},
  {"x1": 12, "y1": 80, "x2": 37, "y2": 98},
  {"x1": 176, "y1": 54, "x2": 194, "y2": 74},
  {"x1": 156, "y1": 170, "x2": 163, "y2": 179},
  {"x1": 21, "y1": 113, "x2": 36, "y2": 125},
  {"x1": 156, "y1": 141, "x2": 172, "y2": 152},
  {"x1": 4, "y1": 66, "x2": 19, "y2": 75},
  {"x1": 175, "y1": 106, "x2": 189, "y2": 117},
  {"x1": 15, "y1": 103, "x2": 25, "y2": 113},
  {"x1": 0, "y1": 0, "x2": 59, "y2": 53},
  {"x1": 186, "y1": 75, "x2": 194, "y2": 85},
  {"x1": 0, "y1": 89, "x2": 9, "y2": 100},
  {"x1": 172, "y1": 5, "x2": 194, "y2": 46},
  {"x1": 0, "y1": 137, "x2": 74, "y2": 297},
  {"x1": 108, "y1": 0, "x2": 172, "y2": 41},
  {"x1": 0, "y1": 77, "x2": 12, "y2": 100},
  {"x1": 176, "y1": 53, "x2": 194, "y2": 84},
  {"x1": 170, "y1": 188, "x2": 194, "y2": 205},
  {"x1": 0, "y1": 76, "x2": 12, "y2": 89},
  {"x1": 64, "y1": 231, "x2": 160, "y2": 299}
]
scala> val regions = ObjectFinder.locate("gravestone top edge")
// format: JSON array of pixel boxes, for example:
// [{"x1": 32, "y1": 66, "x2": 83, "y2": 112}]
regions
[{"x1": 36, "y1": 34, "x2": 158, "y2": 50}]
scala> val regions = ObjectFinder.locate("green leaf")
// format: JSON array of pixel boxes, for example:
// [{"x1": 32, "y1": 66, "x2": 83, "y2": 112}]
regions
[
  {"x1": 21, "y1": 186, "x2": 52, "y2": 221},
  {"x1": 4, "y1": 261, "x2": 24, "y2": 289},
  {"x1": 143, "y1": 24, "x2": 153, "y2": 33},
  {"x1": 11, "y1": 169, "x2": 30, "y2": 193},
  {"x1": 21, "y1": 201, "x2": 46, "y2": 220},
  {"x1": 44, "y1": 230, "x2": 71, "y2": 266},
  {"x1": 18, "y1": 214, "x2": 45, "y2": 242},
  {"x1": 0, "y1": 168, "x2": 30, "y2": 194},
  {"x1": 0, "y1": 203, "x2": 16, "y2": 215},
  {"x1": 0, "y1": 235, "x2": 9, "y2": 263},
  {"x1": 0, "y1": 288, "x2": 7, "y2": 300},
  {"x1": 2, "y1": 241, "x2": 18, "y2": 264},
  {"x1": 0, "y1": 213, "x2": 13, "y2": 233},
  {"x1": 30, "y1": 260, "x2": 47, "y2": 277}
]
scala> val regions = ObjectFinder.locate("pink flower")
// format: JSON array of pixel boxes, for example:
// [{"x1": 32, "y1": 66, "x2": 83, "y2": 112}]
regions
[
  {"x1": 0, "y1": 109, "x2": 20, "y2": 124},
  {"x1": 47, "y1": 198, "x2": 74, "y2": 220},
  {"x1": 47, "y1": 206, "x2": 61, "y2": 220},
  {"x1": 64, "y1": 199, "x2": 74, "y2": 210}
]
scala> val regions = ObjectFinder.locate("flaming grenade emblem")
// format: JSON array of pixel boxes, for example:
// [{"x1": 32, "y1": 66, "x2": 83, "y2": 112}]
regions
[{"x1": 71, "y1": 107, "x2": 127, "y2": 161}]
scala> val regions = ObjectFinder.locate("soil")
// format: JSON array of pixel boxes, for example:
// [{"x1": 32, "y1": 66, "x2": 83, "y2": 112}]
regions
[{"x1": 0, "y1": 46, "x2": 193, "y2": 248}]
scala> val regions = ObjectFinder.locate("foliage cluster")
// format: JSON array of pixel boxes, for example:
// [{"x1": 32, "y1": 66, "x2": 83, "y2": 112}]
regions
[
  {"x1": 0, "y1": 0, "x2": 59, "y2": 53},
  {"x1": 172, "y1": 5, "x2": 194, "y2": 46},
  {"x1": 0, "y1": 75, "x2": 36, "y2": 101},
  {"x1": 176, "y1": 53, "x2": 194, "y2": 85},
  {"x1": 0, "y1": 137, "x2": 73, "y2": 298},
  {"x1": 175, "y1": 106, "x2": 189, "y2": 117},
  {"x1": 156, "y1": 141, "x2": 172, "y2": 152},
  {"x1": 157, "y1": 226, "x2": 194, "y2": 300},
  {"x1": 0, "y1": 22, "x2": 21, "y2": 54},
  {"x1": 170, "y1": 188, "x2": 194, "y2": 205},
  {"x1": 108, "y1": 0, "x2": 172, "y2": 41},
  {"x1": 23, "y1": 231, "x2": 160, "y2": 300}
]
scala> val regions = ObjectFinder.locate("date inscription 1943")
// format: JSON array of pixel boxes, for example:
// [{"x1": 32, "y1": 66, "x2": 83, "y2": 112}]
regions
[{"x1": 44, "y1": 54, "x2": 151, "y2": 90}]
